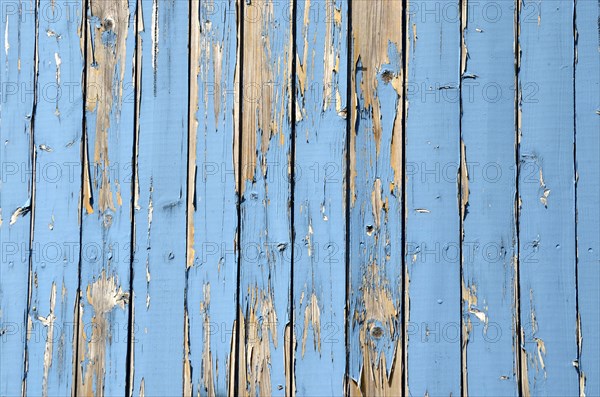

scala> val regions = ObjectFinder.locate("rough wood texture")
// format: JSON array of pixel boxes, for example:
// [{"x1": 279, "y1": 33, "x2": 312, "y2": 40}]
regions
[
  {"x1": 236, "y1": 0, "x2": 294, "y2": 395},
  {"x1": 293, "y1": 0, "x2": 348, "y2": 395},
  {"x1": 518, "y1": 0, "x2": 578, "y2": 395},
  {"x1": 130, "y1": 0, "x2": 189, "y2": 394},
  {"x1": 460, "y1": 1, "x2": 519, "y2": 395},
  {"x1": 1, "y1": 1, "x2": 598, "y2": 396},
  {"x1": 186, "y1": 0, "x2": 239, "y2": 395},
  {"x1": 348, "y1": 1, "x2": 404, "y2": 396},
  {"x1": 0, "y1": 0, "x2": 36, "y2": 394},
  {"x1": 404, "y1": 0, "x2": 462, "y2": 395},
  {"x1": 24, "y1": 0, "x2": 85, "y2": 395},
  {"x1": 574, "y1": 1, "x2": 599, "y2": 396},
  {"x1": 76, "y1": 0, "x2": 137, "y2": 395}
]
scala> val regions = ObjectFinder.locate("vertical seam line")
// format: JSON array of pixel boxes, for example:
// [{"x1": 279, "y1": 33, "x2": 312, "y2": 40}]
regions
[
  {"x1": 344, "y1": 0, "x2": 352, "y2": 395},
  {"x1": 234, "y1": 0, "x2": 245, "y2": 394},
  {"x1": 289, "y1": 0, "x2": 298, "y2": 394},
  {"x1": 125, "y1": 0, "x2": 141, "y2": 394},
  {"x1": 73, "y1": 0, "x2": 90, "y2": 393}
]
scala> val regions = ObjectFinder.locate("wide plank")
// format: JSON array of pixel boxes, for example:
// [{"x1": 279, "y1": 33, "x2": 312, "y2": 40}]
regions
[
  {"x1": 185, "y1": 0, "x2": 239, "y2": 395},
  {"x1": 25, "y1": 0, "x2": 86, "y2": 395},
  {"x1": 347, "y1": 0, "x2": 404, "y2": 396},
  {"x1": 460, "y1": 0, "x2": 519, "y2": 395},
  {"x1": 575, "y1": 0, "x2": 599, "y2": 395},
  {"x1": 405, "y1": 0, "x2": 462, "y2": 394},
  {"x1": 236, "y1": 0, "x2": 294, "y2": 395},
  {"x1": 130, "y1": 0, "x2": 189, "y2": 394},
  {"x1": 293, "y1": 0, "x2": 348, "y2": 395},
  {"x1": 75, "y1": 0, "x2": 137, "y2": 395},
  {"x1": 518, "y1": 0, "x2": 578, "y2": 394},
  {"x1": 0, "y1": 0, "x2": 37, "y2": 394}
]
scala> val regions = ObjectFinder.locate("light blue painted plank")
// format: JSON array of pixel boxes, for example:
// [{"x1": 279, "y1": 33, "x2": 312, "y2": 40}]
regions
[
  {"x1": 518, "y1": 0, "x2": 578, "y2": 394},
  {"x1": 405, "y1": 0, "x2": 462, "y2": 395},
  {"x1": 347, "y1": 0, "x2": 404, "y2": 395},
  {"x1": 25, "y1": 0, "x2": 85, "y2": 395},
  {"x1": 131, "y1": 0, "x2": 189, "y2": 394},
  {"x1": 185, "y1": 0, "x2": 239, "y2": 395},
  {"x1": 460, "y1": 0, "x2": 519, "y2": 395},
  {"x1": 237, "y1": 0, "x2": 294, "y2": 395},
  {"x1": 293, "y1": 0, "x2": 348, "y2": 395},
  {"x1": 0, "y1": 0, "x2": 36, "y2": 394},
  {"x1": 575, "y1": 0, "x2": 599, "y2": 395},
  {"x1": 76, "y1": 0, "x2": 137, "y2": 395}
]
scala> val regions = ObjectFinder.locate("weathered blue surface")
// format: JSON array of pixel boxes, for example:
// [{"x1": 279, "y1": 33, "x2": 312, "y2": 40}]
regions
[
  {"x1": 24, "y1": 0, "x2": 85, "y2": 395},
  {"x1": 518, "y1": 0, "x2": 578, "y2": 394},
  {"x1": 405, "y1": 0, "x2": 462, "y2": 395},
  {"x1": 130, "y1": 0, "x2": 189, "y2": 394},
  {"x1": 77, "y1": 0, "x2": 137, "y2": 395},
  {"x1": 0, "y1": 1, "x2": 597, "y2": 395},
  {"x1": 461, "y1": 1, "x2": 519, "y2": 395},
  {"x1": 0, "y1": 0, "x2": 36, "y2": 395},
  {"x1": 348, "y1": 1, "x2": 404, "y2": 395},
  {"x1": 294, "y1": 0, "x2": 348, "y2": 394},
  {"x1": 575, "y1": 1, "x2": 600, "y2": 396},
  {"x1": 186, "y1": 0, "x2": 239, "y2": 395},
  {"x1": 237, "y1": 0, "x2": 294, "y2": 395}
]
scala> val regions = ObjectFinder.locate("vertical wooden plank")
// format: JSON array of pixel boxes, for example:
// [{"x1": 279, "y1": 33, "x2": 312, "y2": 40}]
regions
[
  {"x1": 404, "y1": 0, "x2": 461, "y2": 395},
  {"x1": 185, "y1": 0, "x2": 239, "y2": 395},
  {"x1": 575, "y1": 0, "x2": 599, "y2": 395},
  {"x1": 24, "y1": 0, "x2": 86, "y2": 395},
  {"x1": 236, "y1": 0, "x2": 293, "y2": 395},
  {"x1": 293, "y1": 0, "x2": 347, "y2": 395},
  {"x1": 347, "y1": 0, "x2": 404, "y2": 396},
  {"x1": 518, "y1": 0, "x2": 578, "y2": 394},
  {"x1": 75, "y1": 0, "x2": 137, "y2": 395},
  {"x1": 0, "y1": 0, "x2": 36, "y2": 395},
  {"x1": 460, "y1": 0, "x2": 519, "y2": 395},
  {"x1": 130, "y1": 0, "x2": 189, "y2": 394}
]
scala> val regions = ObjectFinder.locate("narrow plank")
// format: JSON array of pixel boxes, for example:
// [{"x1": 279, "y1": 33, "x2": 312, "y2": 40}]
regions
[
  {"x1": 130, "y1": 0, "x2": 189, "y2": 394},
  {"x1": 0, "y1": 0, "x2": 37, "y2": 394},
  {"x1": 404, "y1": 0, "x2": 462, "y2": 395},
  {"x1": 24, "y1": 0, "x2": 86, "y2": 395},
  {"x1": 460, "y1": 0, "x2": 519, "y2": 395},
  {"x1": 185, "y1": 0, "x2": 239, "y2": 395},
  {"x1": 236, "y1": 0, "x2": 294, "y2": 395},
  {"x1": 517, "y1": 0, "x2": 578, "y2": 394},
  {"x1": 575, "y1": 0, "x2": 599, "y2": 395},
  {"x1": 347, "y1": 1, "x2": 404, "y2": 396},
  {"x1": 75, "y1": 0, "x2": 137, "y2": 395},
  {"x1": 293, "y1": 0, "x2": 348, "y2": 395}
]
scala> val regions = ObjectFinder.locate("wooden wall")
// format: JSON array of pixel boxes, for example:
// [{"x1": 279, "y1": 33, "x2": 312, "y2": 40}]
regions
[{"x1": 1, "y1": 0, "x2": 598, "y2": 395}]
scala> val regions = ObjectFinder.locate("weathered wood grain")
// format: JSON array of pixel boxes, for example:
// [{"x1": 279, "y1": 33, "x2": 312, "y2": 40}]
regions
[
  {"x1": 1, "y1": 2, "x2": 598, "y2": 395},
  {"x1": 293, "y1": 0, "x2": 348, "y2": 395},
  {"x1": 517, "y1": 0, "x2": 578, "y2": 394},
  {"x1": 235, "y1": 0, "x2": 294, "y2": 395},
  {"x1": 347, "y1": 1, "x2": 404, "y2": 396},
  {"x1": 75, "y1": 0, "x2": 137, "y2": 395},
  {"x1": 0, "y1": 0, "x2": 37, "y2": 394},
  {"x1": 185, "y1": 0, "x2": 239, "y2": 395},
  {"x1": 130, "y1": 0, "x2": 189, "y2": 394},
  {"x1": 460, "y1": 0, "x2": 519, "y2": 395},
  {"x1": 24, "y1": 0, "x2": 86, "y2": 395},
  {"x1": 404, "y1": 0, "x2": 462, "y2": 395},
  {"x1": 575, "y1": 1, "x2": 599, "y2": 395}
]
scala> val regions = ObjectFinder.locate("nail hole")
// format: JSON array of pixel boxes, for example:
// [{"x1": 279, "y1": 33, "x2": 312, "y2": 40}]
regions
[
  {"x1": 371, "y1": 326, "x2": 384, "y2": 339},
  {"x1": 103, "y1": 17, "x2": 114, "y2": 31}
]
